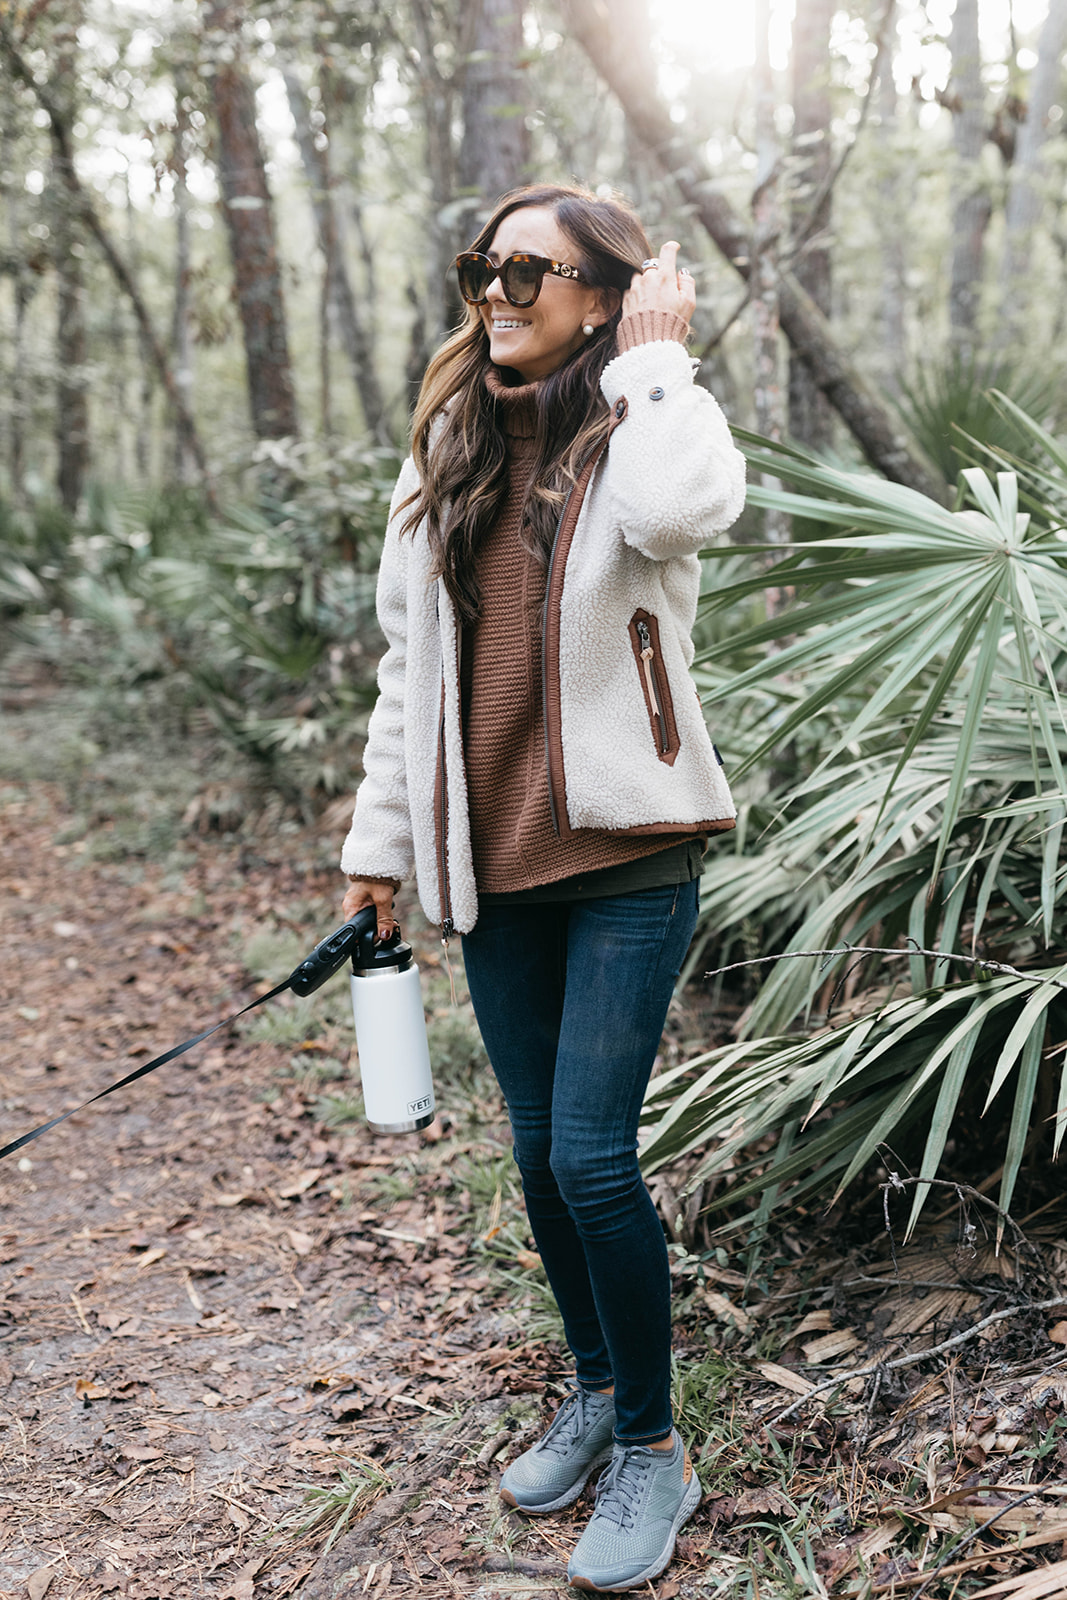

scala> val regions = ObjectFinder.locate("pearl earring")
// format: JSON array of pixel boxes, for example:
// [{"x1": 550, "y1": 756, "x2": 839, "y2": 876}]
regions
[{"x1": 582, "y1": 322, "x2": 595, "y2": 337}]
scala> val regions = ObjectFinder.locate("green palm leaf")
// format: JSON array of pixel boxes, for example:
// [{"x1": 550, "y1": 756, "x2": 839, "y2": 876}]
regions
[{"x1": 643, "y1": 420, "x2": 1067, "y2": 1234}]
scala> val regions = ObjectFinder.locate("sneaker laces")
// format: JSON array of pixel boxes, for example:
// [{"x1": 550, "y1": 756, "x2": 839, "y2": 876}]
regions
[
  {"x1": 535, "y1": 1383, "x2": 601, "y2": 1458},
  {"x1": 591, "y1": 1446, "x2": 654, "y2": 1530}
]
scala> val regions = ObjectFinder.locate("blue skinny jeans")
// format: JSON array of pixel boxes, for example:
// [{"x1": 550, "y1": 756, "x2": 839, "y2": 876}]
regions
[{"x1": 461, "y1": 879, "x2": 699, "y2": 1444}]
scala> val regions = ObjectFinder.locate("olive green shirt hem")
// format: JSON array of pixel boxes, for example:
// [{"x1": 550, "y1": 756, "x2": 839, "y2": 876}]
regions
[{"x1": 475, "y1": 836, "x2": 706, "y2": 906}]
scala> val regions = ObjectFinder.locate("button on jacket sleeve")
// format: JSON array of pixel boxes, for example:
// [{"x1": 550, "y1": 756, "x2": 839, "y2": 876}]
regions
[
  {"x1": 598, "y1": 340, "x2": 746, "y2": 562},
  {"x1": 340, "y1": 457, "x2": 419, "y2": 884}
]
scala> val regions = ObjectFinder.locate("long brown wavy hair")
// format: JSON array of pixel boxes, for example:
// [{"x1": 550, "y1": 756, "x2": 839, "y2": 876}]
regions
[{"x1": 400, "y1": 184, "x2": 652, "y2": 623}]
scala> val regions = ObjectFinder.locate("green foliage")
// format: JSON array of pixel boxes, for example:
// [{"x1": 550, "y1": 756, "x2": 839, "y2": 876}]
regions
[
  {"x1": 1, "y1": 443, "x2": 401, "y2": 801},
  {"x1": 647, "y1": 409, "x2": 1067, "y2": 1234},
  {"x1": 267, "y1": 1456, "x2": 392, "y2": 1553},
  {"x1": 447, "y1": 1150, "x2": 565, "y2": 1342},
  {"x1": 243, "y1": 928, "x2": 309, "y2": 985},
  {"x1": 452, "y1": 1151, "x2": 520, "y2": 1224},
  {"x1": 895, "y1": 353, "x2": 1060, "y2": 488},
  {"x1": 670, "y1": 1351, "x2": 768, "y2": 1477},
  {"x1": 314, "y1": 1090, "x2": 365, "y2": 1127},
  {"x1": 360, "y1": 1166, "x2": 418, "y2": 1205},
  {"x1": 244, "y1": 997, "x2": 322, "y2": 1047},
  {"x1": 643, "y1": 969, "x2": 1066, "y2": 1233},
  {"x1": 425, "y1": 1009, "x2": 489, "y2": 1086}
]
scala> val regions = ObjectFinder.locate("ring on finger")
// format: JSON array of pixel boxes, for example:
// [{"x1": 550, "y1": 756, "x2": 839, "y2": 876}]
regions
[{"x1": 640, "y1": 257, "x2": 659, "y2": 271}]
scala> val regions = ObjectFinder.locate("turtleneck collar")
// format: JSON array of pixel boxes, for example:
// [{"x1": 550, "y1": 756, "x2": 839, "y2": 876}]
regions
[{"x1": 485, "y1": 364, "x2": 539, "y2": 441}]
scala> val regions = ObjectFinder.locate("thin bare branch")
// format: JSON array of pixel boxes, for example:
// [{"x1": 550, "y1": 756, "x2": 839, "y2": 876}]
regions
[
  {"x1": 695, "y1": 289, "x2": 753, "y2": 360},
  {"x1": 704, "y1": 943, "x2": 1067, "y2": 994}
]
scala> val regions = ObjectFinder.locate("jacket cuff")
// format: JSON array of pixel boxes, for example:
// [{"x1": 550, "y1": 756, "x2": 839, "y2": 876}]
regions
[
  {"x1": 345, "y1": 872, "x2": 402, "y2": 891},
  {"x1": 615, "y1": 310, "x2": 690, "y2": 353},
  {"x1": 600, "y1": 335, "x2": 699, "y2": 407}
]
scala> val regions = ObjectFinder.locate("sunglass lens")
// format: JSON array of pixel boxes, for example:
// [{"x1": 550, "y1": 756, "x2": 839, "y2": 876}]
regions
[
  {"x1": 458, "y1": 257, "x2": 493, "y2": 304},
  {"x1": 502, "y1": 256, "x2": 542, "y2": 307}
]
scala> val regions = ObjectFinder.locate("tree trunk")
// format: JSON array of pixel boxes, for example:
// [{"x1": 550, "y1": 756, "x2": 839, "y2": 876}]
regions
[
  {"x1": 283, "y1": 65, "x2": 389, "y2": 445},
  {"x1": 319, "y1": 256, "x2": 333, "y2": 438},
  {"x1": 789, "y1": 0, "x2": 834, "y2": 449},
  {"x1": 998, "y1": 0, "x2": 1067, "y2": 343},
  {"x1": 560, "y1": 0, "x2": 946, "y2": 502},
  {"x1": 127, "y1": 173, "x2": 153, "y2": 482},
  {"x1": 948, "y1": 0, "x2": 990, "y2": 354},
  {"x1": 202, "y1": 0, "x2": 298, "y2": 440},
  {"x1": 876, "y1": 63, "x2": 907, "y2": 387},
  {"x1": 172, "y1": 87, "x2": 196, "y2": 482},
  {"x1": 409, "y1": 0, "x2": 463, "y2": 356},
  {"x1": 51, "y1": 16, "x2": 89, "y2": 512},
  {"x1": 107, "y1": 184, "x2": 130, "y2": 481},
  {"x1": 3, "y1": 107, "x2": 33, "y2": 497},
  {"x1": 350, "y1": 195, "x2": 380, "y2": 344},
  {"x1": 753, "y1": 0, "x2": 789, "y2": 561},
  {"x1": 753, "y1": 0, "x2": 784, "y2": 452},
  {"x1": 52, "y1": 243, "x2": 88, "y2": 510},
  {"x1": 405, "y1": 281, "x2": 429, "y2": 415},
  {"x1": 457, "y1": 0, "x2": 530, "y2": 211}
]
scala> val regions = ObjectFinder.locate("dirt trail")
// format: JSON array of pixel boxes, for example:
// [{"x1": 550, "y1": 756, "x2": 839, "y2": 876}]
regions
[{"x1": 0, "y1": 784, "x2": 595, "y2": 1600}]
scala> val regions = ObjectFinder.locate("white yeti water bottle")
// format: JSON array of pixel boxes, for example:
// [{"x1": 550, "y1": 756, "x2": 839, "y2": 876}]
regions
[
  {"x1": 349, "y1": 925, "x2": 436, "y2": 1134},
  {"x1": 288, "y1": 911, "x2": 435, "y2": 1135}
]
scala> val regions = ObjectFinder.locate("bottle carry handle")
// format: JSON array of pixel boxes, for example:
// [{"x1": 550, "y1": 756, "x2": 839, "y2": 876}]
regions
[{"x1": 288, "y1": 907, "x2": 382, "y2": 996}]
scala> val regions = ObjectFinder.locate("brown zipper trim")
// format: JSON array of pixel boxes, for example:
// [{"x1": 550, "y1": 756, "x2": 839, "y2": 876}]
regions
[
  {"x1": 628, "y1": 608, "x2": 681, "y2": 766},
  {"x1": 433, "y1": 675, "x2": 454, "y2": 939},
  {"x1": 542, "y1": 397, "x2": 629, "y2": 838},
  {"x1": 433, "y1": 605, "x2": 464, "y2": 941}
]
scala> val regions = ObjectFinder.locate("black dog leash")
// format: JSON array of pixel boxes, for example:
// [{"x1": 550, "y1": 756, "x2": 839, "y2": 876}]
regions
[{"x1": 0, "y1": 909, "x2": 376, "y2": 1164}]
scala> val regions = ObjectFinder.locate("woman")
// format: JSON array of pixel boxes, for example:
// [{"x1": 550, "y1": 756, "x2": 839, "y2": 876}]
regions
[{"x1": 341, "y1": 183, "x2": 745, "y2": 1592}]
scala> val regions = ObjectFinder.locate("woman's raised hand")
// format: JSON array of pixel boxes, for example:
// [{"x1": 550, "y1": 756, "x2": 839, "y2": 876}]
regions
[
  {"x1": 622, "y1": 240, "x2": 695, "y2": 326},
  {"x1": 342, "y1": 876, "x2": 397, "y2": 942}
]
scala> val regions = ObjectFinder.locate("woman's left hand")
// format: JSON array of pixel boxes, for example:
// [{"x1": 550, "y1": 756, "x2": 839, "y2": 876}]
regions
[{"x1": 622, "y1": 240, "x2": 696, "y2": 325}]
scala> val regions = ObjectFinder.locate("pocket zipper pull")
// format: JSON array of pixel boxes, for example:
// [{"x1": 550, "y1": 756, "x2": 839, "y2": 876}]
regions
[{"x1": 636, "y1": 620, "x2": 667, "y2": 753}]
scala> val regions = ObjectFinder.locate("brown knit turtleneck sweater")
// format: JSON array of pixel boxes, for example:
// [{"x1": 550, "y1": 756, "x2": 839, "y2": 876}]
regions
[{"x1": 461, "y1": 315, "x2": 695, "y2": 894}]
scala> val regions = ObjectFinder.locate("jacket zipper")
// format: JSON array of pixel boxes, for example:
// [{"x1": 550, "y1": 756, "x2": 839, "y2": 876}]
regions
[
  {"x1": 542, "y1": 398, "x2": 629, "y2": 836},
  {"x1": 628, "y1": 608, "x2": 679, "y2": 763},
  {"x1": 636, "y1": 619, "x2": 668, "y2": 754}
]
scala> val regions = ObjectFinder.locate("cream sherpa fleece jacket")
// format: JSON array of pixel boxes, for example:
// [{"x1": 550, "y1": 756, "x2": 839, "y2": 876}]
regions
[{"x1": 340, "y1": 337, "x2": 747, "y2": 934}]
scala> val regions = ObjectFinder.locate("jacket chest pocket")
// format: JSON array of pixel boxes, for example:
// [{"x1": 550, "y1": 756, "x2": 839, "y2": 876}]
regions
[{"x1": 628, "y1": 609, "x2": 681, "y2": 766}]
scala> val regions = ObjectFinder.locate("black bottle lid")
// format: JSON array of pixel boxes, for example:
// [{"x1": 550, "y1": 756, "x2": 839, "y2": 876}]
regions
[{"x1": 350, "y1": 924, "x2": 414, "y2": 977}]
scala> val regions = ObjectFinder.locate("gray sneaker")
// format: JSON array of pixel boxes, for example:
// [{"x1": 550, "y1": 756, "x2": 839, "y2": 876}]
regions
[
  {"x1": 500, "y1": 1384, "x2": 616, "y2": 1514},
  {"x1": 567, "y1": 1430, "x2": 701, "y2": 1592}
]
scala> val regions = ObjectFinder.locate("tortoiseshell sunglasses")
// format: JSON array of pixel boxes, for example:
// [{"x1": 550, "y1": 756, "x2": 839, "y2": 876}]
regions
[{"x1": 454, "y1": 251, "x2": 586, "y2": 308}]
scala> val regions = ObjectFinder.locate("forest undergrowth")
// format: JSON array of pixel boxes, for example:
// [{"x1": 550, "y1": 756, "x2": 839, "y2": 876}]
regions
[{"x1": 2, "y1": 685, "x2": 1067, "y2": 1600}]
